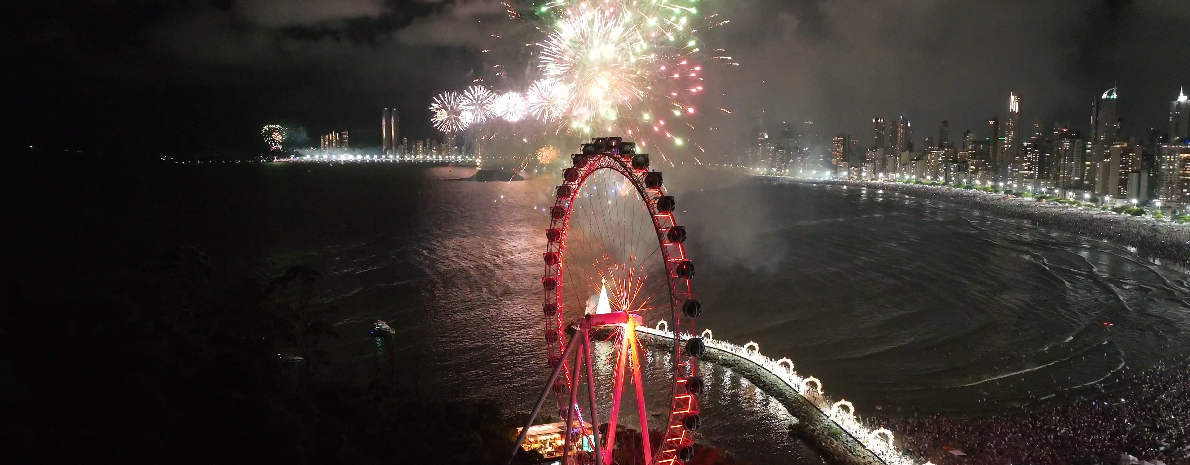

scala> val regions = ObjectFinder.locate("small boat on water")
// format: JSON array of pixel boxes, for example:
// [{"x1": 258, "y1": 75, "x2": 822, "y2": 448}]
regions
[{"x1": 371, "y1": 319, "x2": 396, "y2": 338}]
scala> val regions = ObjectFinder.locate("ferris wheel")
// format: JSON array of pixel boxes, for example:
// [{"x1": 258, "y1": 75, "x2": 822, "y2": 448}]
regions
[{"x1": 513, "y1": 137, "x2": 705, "y2": 465}]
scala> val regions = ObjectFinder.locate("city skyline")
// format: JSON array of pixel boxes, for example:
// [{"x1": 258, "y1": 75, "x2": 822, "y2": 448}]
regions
[{"x1": 818, "y1": 85, "x2": 1190, "y2": 212}]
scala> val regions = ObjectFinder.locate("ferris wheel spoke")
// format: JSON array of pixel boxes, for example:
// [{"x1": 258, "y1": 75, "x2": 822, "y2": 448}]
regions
[{"x1": 628, "y1": 327, "x2": 653, "y2": 465}]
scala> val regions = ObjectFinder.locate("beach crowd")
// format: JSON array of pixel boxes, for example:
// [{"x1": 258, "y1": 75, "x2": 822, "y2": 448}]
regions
[{"x1": 878, "y1": 366, "x2": 1190, "y2": 465}]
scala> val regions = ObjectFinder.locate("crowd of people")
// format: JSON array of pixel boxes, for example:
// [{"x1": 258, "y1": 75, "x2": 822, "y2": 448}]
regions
[
  {"x1": 817, "y1": 180, "x2": 1190, "y2": 265},
  {"x1": 807, "y1": 180, "x2": 1190, "y2": 464},
  {"x1": 875, "y1": 366, "x2": 1189, "y2": 465}
]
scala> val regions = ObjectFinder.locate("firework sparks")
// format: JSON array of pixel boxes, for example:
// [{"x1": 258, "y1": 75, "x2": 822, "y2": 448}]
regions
[
  {"x1": 261, "y1": 125, "x2": 287, "y2": 151},
  {"x1": 460, "y1": 85, "x2": 497, "y2": 126},
  {"x1": 535, "y1": 145, "x2": 560, "y2": 164},
  {"x1": 430, "y1": 91, "x2": 469, "y2": 134},
  {"x1": 428, "y1": 0, "x2": 728, "y2": 159},
  {"x1": 493, "y1": 91, "x2": 529, "y2": 122},
  {"x1": 539, "y1": 4, "x2": 647, "y2": 128},
  {"x1": 526, "y1": 79, "x2": 571, "y2": 122},
  {"x1": 596, "y1": 261, "x2": 650, "y2": 315}
]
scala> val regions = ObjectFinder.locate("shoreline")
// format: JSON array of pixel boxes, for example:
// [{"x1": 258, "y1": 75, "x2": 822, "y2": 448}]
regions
[
  {"x1": 875, "y1": 363, "x2": 1190, "y2": 465},
  {"x1": 803, "y1": 180, "x2": 1190, "y2": 267}
]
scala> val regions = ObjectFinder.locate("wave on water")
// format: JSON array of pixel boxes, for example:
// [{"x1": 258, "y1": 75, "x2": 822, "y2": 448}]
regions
[{"x1": 949, "y1": 340, "x2": 1113, "y2": 388}]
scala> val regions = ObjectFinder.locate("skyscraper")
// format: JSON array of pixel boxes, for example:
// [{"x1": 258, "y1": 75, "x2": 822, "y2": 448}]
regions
[
  {"x1": 382, "y1": 108, "x2": 391, "y2": 153},
  {"x1": 894, "y1": 116, "x2": 911, "y2": 153},
  {"x1": 870, "y1": 118, "x2": 886, "y2": 178},
  {"x1": 1092, "y1": 86, "x2": 1120, "y2": 144},
  {"x1": 1171, "y1": 87, "x2": 1190, "y2": 142},
  {"x1": 969, "y1": 139, "x2": 994, "y2": 184},
  {"x1": 872, "y1": 118, "x2": 886, "y2": 152},
  {"x1": 938, "y1": 120, "x2": 950, "y2": 149},
  {"x1": 831, "y1": 134, "x2": 850, "y2": 178},
  {"x1": 1087, "y1": 86, "x2": 1120, "y2": 193},
  {"x1": 390, "y1": 110, "x2": 399, "y2": 154},
  {"x1": 1159, "y1": 143, "x2": 1190, "y2": 208},
  {"x1": 1004, "y1": 93, "x2": 1022, "y2": 182},
  {"x1": 382, "y1": 108, "x2": 400, "y2": 155},
  {"x1": 1053, "y1": 126, "x2": 1083, "y2": 189},
  {"x1": 988, "y1": 117, "x2": 1000, "y2": 183}
]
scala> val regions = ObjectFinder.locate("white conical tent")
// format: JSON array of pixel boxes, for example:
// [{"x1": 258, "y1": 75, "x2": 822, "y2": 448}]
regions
[{"x1": 595, "y1": 279, "x2": 613, "y2": 314}]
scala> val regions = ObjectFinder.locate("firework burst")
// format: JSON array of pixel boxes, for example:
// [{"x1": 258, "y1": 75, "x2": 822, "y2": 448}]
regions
[
  {"x1": 428, "y1": 0, "x2": 728, "y2": 162},
  {"x1": 460, "y1": 85, "x2": 497, "y2": 125},
  {"x1": 493, "y1": 91, "x2": 529, "y2": 122},
  {"x1": 526, "y1": 79, "x2": 571, "y2": 122},
  {"x1": 539, "y1": 4, "x2": 647, "y2": 128},
  {"x1": 430, "y1": 91, "x2": 469, "y2": 134},
  {"x1": 535, "y1": 145, "x2": 560, "y2": 164},
  {"x1": 261, "y1": 125, "x2": 287, "y2": 151}
]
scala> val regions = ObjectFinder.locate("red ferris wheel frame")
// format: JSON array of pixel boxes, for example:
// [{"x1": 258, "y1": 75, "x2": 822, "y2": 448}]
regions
[{"x1": 515, "y1": 137, "x2": 703, "y2": 465}]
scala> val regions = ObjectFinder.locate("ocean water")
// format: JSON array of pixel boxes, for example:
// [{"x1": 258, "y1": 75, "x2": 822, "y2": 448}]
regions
[{"x1": 10, "y1": 161, "x2": 1190, "y2": 465}]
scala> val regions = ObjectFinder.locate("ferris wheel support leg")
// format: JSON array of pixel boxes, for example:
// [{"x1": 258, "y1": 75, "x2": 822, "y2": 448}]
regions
[
  {"x1": 583, "y1": 330, "x2": 602, "y2": 465},
  {"x1": 628, "y1": 330, "x2": 653, "y2": 465},
  {"x1": 563, "y1": 346, "x2": 582, "y2": 464},
  {"x1": 509, "y1": 329, "x2": 583, "y2": 464},
  {"x1": 602, "y1": 327, "x2": 630, "y2": 465}
]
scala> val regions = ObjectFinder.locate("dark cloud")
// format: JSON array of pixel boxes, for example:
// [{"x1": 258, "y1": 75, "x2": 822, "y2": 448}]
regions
[
  {"x1": 9, "y1": 0, "x2": 1190, "y2": 157},
  {"x1": 235, "y1": 0, "x2": 386, "y2": 27},
  {"x1": 699, "y1": 0, "x2": 1190, "y2": 153}
]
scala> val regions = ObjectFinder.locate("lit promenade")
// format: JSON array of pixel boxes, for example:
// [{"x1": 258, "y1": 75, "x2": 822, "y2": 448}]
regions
[{"x1": 637, "y1": 323, "x2": 931, "y2": 465}]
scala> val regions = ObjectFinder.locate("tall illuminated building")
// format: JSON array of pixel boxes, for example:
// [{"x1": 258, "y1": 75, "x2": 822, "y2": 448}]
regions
[
  {"x1": 831, "y1": 134, "x2": 850, "y2": 178},
  {"x1": 382, "y1": 109, "x2": 392, "y2": 153},
  {"x1": 382, "y1": 108, "x2": 400, "y2": 155},
  {"x1": 894, "y1": 116, "x2": 911, "y2": 153},
  {"x1": 1092, "y1": 86, "x2": 1120, "y2": 144},
  {"x1": 1159, "y1": 142, "x2": 1190, "y2": 208},
  {"x1": 1171, "y1": 87, "x2": 1190, "y2": 142},
  {"x1": 969, "y1": 139, "x2": 993, "y2": 184},
  {"x1": 988, "y1": 117, "x2": 1001, "y2": 183},
  {"x1": 1004, "y1": 93, "x2": 1022, "y2": 181},
  {"x1": 869, "y1": 118, "x2": 885, "y2": 178},
  {"x1": 1052, "y1": 126, "x2": 1083, "y2": 189},
  {"x1": 1020, "y1": 135, "x2": 1046, "y2": 186},
  {"x1": 938, "y1": 120, "x2": 950, "y2": 149},
  {"x1": 848, "y1": 139, "x2": 863, "y2": 177},
  {"x1": 1087, "y1": 86, "x2": 1120, "y2": 191},
  {"x1": 871, "y1": 118, "x2": 885, "y2": 151}
]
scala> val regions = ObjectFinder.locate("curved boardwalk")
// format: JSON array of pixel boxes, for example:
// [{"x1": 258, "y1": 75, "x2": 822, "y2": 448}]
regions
[{"x1": 636, "y1": 325, "x2": 929, "y2": 465}]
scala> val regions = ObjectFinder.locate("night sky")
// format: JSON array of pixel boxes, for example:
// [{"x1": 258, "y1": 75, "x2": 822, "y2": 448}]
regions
[{"x1": 10, "y1": 0, "x2": 1190, "y2": 157}]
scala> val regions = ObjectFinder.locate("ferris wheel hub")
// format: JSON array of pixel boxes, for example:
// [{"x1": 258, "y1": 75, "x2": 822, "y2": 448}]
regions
[{"x1": 582, "y1": 311, "x2": 642, "y2": 329}]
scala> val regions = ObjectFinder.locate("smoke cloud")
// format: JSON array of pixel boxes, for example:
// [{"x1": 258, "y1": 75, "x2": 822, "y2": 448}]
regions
[
  {"x1": 10, "y1": 0, "x2": 1190, "y2": 154},
  {"x1": 697, "y1": 0, "x2": 1190, "y2": 152}
]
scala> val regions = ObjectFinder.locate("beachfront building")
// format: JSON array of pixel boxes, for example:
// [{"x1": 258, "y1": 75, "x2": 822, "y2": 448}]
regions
[
  {"x1": 967, "y1": 139, "x2": 995, "y2": 185},
  {"x1": 1052, "y1": 126, "x2": 1083, "y2": 191},
  {"x1": 1171, "y1": 87, "x2": 1189, "y2": 142},
  {"x1": 1005, "y1": 92, "x2": 1023, "y2": 183},
  {"x1": 1094, "y1": 141, "x2": 1144, "y2": 204},
  {"x1": 1158, "y1": 142, "x2": 1190, "y2": 210},
  {"x1": 831, "y1": 134, "x2": 850, "y2": 178}
]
